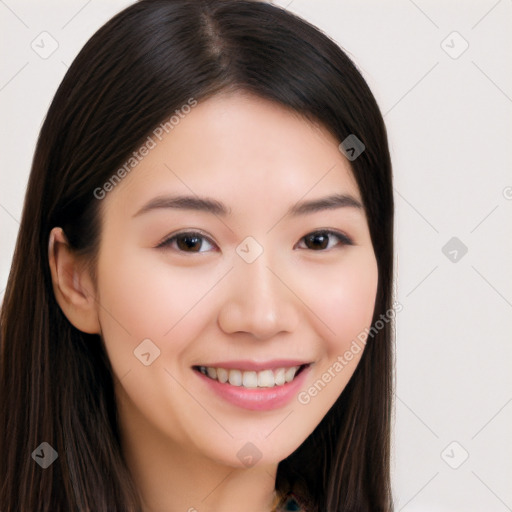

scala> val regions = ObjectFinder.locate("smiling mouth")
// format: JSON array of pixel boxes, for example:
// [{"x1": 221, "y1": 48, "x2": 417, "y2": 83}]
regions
[{"x1": 193, "y1": 364, "x2": 310, "y2": 388}]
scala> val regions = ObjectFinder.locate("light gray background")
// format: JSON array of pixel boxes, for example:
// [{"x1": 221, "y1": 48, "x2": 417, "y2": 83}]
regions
[{"x1": 1, "y1": 1, "x2": 511, "y2": 510}]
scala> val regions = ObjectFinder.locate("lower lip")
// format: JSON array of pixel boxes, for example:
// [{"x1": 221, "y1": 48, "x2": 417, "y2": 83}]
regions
[{"x1": 194, "y1": 365, "x2": 311, "y2": 411}]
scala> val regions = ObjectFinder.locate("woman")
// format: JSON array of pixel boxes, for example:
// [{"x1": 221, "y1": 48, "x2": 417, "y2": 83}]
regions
[{"x1": 0, "y1": 0, "x2": 395, "y2": 510}]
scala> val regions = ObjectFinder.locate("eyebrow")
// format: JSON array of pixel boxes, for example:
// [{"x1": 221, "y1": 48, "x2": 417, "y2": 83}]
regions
[{"x1": 132, "y1": 192, "x2": 363, "y2": 218}]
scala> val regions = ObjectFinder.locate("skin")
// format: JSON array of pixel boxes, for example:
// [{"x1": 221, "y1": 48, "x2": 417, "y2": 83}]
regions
[{"x1": 48, "y1": 91, "x2": 378, "y2": 512}]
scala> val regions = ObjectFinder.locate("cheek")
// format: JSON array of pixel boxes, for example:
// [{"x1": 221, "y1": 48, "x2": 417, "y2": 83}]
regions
[
  {"x1": 305, "y1": 251, "x2": 379, "y2": 352},
  {"x1": 94, "y1": 247, "x2": 224, "y2": 376},
  {"x1": 292, "y1": 252, "x2": 378, "y2": 418}
]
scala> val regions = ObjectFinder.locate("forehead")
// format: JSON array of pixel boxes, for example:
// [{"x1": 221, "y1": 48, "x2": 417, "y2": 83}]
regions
[{"x1": 102, "y1": 92, "x2": 361, "y2": 217}]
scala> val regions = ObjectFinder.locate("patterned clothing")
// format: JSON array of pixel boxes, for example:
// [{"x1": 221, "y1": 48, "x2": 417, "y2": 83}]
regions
[{"x1": 272, "y1": 491, "x2": 307, "y2": 511}]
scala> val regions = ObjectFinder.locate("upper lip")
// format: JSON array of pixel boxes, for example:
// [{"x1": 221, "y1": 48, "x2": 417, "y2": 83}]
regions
[{"x1": 194, "y1": 359, "x2": 311, "y2": 371}]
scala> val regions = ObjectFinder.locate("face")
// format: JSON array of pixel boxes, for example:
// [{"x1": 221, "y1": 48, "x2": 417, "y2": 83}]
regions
[{"x1": 92, "y1": 92, "x2": 378, "y2": 468}]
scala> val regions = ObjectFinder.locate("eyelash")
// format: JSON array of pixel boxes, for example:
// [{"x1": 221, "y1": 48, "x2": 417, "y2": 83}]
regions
[{"x1": 156, "y1": 229, "x2": 354, "y2": 253}]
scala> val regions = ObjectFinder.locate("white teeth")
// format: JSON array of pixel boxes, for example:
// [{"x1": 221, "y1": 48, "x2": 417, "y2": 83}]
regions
[
  {"x1": 284, "y1": 367, "x2": 298, "y2": 383},
  {"x1": 274, "y1": 368, "x2": 286, "y2": 386},
  {"x1": 216, "y1": 367, "x2": 229, "y2": 383},
  {"x1": 198, "y1": 365, "x2": 303, "y2": 388},
  {"x1": 242, "y1": 371, "x2": 258, "y2": 388},
  {"x1": 228, "y1": 369, "x2": 242, "y2": 386},
  {"x1": 258, "y1": 369, "x2": 275, "y2": 388}
]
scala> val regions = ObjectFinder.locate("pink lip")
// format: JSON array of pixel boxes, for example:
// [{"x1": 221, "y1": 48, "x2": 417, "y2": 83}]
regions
[
  {"x1": 196, "y1": 359, "x2": 309, "y2": 371},
  {"x1": 193, "y1": 364, "x2": 311, "y2": 411}
]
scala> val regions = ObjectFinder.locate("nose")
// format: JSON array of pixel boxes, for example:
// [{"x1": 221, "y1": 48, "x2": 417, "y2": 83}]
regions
[{"x1": 217, "y1": 253, "x2": 300, "y2": 340}]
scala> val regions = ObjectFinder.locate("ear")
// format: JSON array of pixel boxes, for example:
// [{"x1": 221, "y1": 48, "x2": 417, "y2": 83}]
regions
[{"x1": 48, "y1": 227, "x2": 101, "y2": 334}]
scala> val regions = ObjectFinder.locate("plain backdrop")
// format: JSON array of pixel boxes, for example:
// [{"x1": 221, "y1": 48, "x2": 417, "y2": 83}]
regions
[{"x1": 1, "y1": 1, "x2": 511, "y2": 510}]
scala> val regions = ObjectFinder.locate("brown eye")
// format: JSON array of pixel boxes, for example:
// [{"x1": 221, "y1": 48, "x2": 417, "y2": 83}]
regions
[
  {"x1": 297, "y1": 230, "x2": 353, "y2": 251},
  {"x1": 176, "y1": 234, "x2": 203, "y2": 252},
  {"x1": 304, "y1": 232, "x2": 329, "y2": 250},
  {"x1": 157, "y1": 232, "x2": 216, "y2": 253}
]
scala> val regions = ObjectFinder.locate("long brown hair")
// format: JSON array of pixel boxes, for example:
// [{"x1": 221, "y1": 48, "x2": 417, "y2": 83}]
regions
[{"x1": 0, "y1": 1, "x2": 394, "y2": 510}]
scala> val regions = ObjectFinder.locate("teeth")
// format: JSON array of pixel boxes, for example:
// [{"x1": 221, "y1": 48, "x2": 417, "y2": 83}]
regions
[
  {"x1": 198, "y1": 365, "x2": 302, "y2": 388},
  {"x1": 242, "y1": 371, "x2": 258, "y2": 388},
  {"x1": 228, "y1": 369, "x2": 242, "y2": 386},
  {"x1": 258, "y1": 369, "x2": 275, "y2": 388},
  {"x1": 284, "y1": 367, "x2": 297, "y2": 383},
  {"x1": 274, "y1": 368, "x2": 286, "y2": 386},
  {"x1": 216, "y1": 367, "x2": 228, "y2": 383}
]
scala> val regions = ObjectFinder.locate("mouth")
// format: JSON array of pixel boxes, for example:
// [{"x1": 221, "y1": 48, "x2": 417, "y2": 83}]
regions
[{"x1": 192, "y1": 363, "x2": 311, "y2": 389}]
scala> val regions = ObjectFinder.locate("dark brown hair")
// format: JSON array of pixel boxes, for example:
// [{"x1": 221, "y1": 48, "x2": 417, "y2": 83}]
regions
[{"x1": 0, "y1": 1, "x2": 394, "y2": 510}]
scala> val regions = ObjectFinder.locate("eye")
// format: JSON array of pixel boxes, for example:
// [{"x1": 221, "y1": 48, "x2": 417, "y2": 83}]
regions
[
  {"x1": 296, "y1": 230, "x2": 353, "y2": 251},
  {"x1": 156, "y1": 231, "x2": 217, "y2": 253}
]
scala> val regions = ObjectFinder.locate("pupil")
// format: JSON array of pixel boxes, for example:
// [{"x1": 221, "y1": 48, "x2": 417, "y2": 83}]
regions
[
  {"x1": 307, "y1": 232, "x2": 328, "y2": 250},
  {"x1": 178, "y1": 235, "x2": 201, "y2": 251}
]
